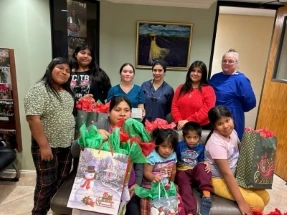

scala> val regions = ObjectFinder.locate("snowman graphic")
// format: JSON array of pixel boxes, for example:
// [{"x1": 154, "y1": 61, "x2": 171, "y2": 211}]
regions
[
  {"x1": 75, "y1": 166, "x2": 96, "y2": 205},
  {"x1": 80, "y1": 166, "x2": 96, "y2": 190}
]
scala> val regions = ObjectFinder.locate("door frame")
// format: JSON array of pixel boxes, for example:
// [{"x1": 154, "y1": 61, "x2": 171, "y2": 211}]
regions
[{"x1": 208, "y1": 1, "x2": 281, "y2": 80}]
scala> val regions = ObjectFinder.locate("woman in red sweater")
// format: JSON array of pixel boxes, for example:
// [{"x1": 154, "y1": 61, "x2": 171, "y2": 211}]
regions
[{"x1": 171, "y1": 61, "x2": 216, "y2": 130}]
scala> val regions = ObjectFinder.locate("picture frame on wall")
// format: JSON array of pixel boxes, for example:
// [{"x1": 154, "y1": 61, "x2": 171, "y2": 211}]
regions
[
  {"x1": 136, "y1": 21, "x2": 193, "y2": 70},
  {"x1": 50, "y1": 0, "x2": 99, "y2": 61}
]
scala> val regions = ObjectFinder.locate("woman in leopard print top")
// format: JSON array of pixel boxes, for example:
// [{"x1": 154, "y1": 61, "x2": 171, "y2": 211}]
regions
[{"x1": 24, "y1": 57, "x2": 75, "y2": 215}]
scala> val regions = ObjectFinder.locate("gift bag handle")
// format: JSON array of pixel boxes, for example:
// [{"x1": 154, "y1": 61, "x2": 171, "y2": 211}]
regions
[
  {"x1": 98, "y1": 138, "x2": 114, "y2": 156},
  {"x1": 158, "y1": 182, "x2": 168, "y2": 200}
]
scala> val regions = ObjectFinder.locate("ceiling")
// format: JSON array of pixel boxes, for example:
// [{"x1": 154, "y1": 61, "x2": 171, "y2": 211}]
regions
[{"x1": 104, "y1": 0, "x2": 287, "y2": 9}]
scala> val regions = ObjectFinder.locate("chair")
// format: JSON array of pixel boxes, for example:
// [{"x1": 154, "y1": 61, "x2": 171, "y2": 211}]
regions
[{"x1": 0, "y1": 137, "x2": 20, "y2": 181}]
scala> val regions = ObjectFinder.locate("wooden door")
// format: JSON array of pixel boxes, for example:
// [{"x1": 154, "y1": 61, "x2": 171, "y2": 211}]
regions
[{"x1": 256, "y1": 6, "x2": 287, "y2": 180}]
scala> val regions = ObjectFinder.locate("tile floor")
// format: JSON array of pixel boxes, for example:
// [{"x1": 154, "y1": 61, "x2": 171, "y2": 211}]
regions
[{"x1": 0, "y1": 171, "x2": 286, "y2": 215}]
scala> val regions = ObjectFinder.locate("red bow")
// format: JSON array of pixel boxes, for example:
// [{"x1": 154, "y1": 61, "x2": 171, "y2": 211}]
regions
[
  {"x1": 245, "y1": 128, "x2": 275, "y2": 138},
  {"x1": 145, "y1": 118, "x2": 176, "y2": 132},
  {"x1": 113, "y1": 119, "x2": 155, "y2": 156},
  {"x1": 76, "y1": 97, "x2": 110, "y2": 113}
]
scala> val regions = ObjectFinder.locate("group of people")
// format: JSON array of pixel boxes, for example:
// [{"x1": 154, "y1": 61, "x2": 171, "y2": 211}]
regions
[{"x1": 24, "y1": 44, "x2": 269, "y2": 215}]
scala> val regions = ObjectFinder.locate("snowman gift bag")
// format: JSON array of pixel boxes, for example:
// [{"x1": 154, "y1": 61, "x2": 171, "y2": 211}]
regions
[
  {"x1": 68, "y1": 120, "x2": 149, "y2": 214},
  {"x1": 68, "y1": 148, "x2": 129, "y2": 214}
]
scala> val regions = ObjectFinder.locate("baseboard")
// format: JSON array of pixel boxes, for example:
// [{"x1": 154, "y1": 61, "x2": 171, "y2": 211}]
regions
[{"x1": 2, "y1": 169, "x2": 36, "y2": 174}]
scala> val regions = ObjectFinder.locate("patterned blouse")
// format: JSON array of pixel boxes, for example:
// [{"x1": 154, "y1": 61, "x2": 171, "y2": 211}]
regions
[{"x1": 24, "y1": 81, "x2": 75, "y2": 148}]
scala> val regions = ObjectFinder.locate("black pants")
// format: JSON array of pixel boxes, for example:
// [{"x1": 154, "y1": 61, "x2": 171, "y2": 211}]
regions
[
  {"x1": 31, "y1": 139, "x2": 72, "y2": 215},
  {"x1": 125, "y1": 195, "x2": 140, "y2": 215}
]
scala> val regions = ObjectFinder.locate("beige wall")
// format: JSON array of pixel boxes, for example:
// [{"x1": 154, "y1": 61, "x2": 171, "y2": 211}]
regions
[
  {"x1": 0, "y1": 0, "x2": 52, "y2": 170},
  {"x1": 100, "y1": 1, "x2": 217, "y2": 89},
  {"x1": 211, "y1": 14, "x2": 275, "y2": 128}
]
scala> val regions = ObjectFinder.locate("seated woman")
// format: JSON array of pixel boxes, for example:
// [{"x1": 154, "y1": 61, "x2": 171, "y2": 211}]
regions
[
  {"x1": 171, "y1": 61, "x2": 215, "y2": 130},
  {"x1": 72, "y1": 96, "x2": 142, "y2": 215},
  {"x1": 141, "y1": 59, "x2": 174, "y2": 121},
  {"x1": 107, "y1": 63, "x2": 145, "y2": 118}
]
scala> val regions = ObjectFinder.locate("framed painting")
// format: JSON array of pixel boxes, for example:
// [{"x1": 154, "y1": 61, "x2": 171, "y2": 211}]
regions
[{"x1": 136, "y1": 21, "x2": 193, "y2": 70}]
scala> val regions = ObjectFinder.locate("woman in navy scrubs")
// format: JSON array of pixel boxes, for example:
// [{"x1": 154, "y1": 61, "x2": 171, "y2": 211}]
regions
[{"x1": 141, "y1": 59, "x2": 174, "y2": 121}]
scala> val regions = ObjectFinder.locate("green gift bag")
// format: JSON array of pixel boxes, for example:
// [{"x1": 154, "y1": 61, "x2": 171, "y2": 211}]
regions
[{"x1": 236, "y1": 128, "x2": 277, "y2": 189}]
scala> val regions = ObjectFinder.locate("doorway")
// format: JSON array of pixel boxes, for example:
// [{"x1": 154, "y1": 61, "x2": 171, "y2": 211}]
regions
[{"x1": 210, "y1": 5, "x2": 276, "y2": 128}]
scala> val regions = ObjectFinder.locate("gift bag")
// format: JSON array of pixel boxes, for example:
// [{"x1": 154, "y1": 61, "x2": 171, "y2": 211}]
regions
[
  {"x1": 75, "y1": 99, "x2": 109, "y2": 139},
  {"x1": 151, "y1": 184, "x2": 178, "y2": 215},
  {"x1": 69, "y1": 123, "x2": 148, "y2": 214},
  {"x1": 67, "y1": 147, "x2": 129, "y2": 214},
  {"x1": 236, "y1": 128, "x2": 277, "y2": 189},
  {"x1": 135, "y1": 182, "x2": 179, "y2": 214}
]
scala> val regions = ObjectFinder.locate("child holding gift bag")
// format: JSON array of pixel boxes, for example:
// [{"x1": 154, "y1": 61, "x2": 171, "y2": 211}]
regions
[
  {"x1": 176, "y1": 122, "x2": 213, "y2": 215},
  {"x1": 205, "y1": 106, "x2": 270, "y2": 214},
  {"x1": 141, "y1": 128, "x2": 178, "y2": 215}
]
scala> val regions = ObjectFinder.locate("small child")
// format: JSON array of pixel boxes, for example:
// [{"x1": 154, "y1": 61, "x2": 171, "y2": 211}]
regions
[
  {"x1": 141, "y1": 128, "x2": 178, "y2": 215},
  {"x1": 176, "y1": 122, "x2": 213, "y2": 215},
  {"x1": 205, "y1": 106, "x2": 270, "y2": 214}
]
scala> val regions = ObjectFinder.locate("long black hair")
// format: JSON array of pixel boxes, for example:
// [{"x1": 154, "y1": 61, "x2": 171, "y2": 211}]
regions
[
  {"x1": 205, "y1": 106, "x2": 233, "y2": 143},
  {"x1": 179, "y1": 60, "x2": 208, "y2": 98},
  {"x1": 40, "y1": 57, "x2": 74, "y2": 100},
  {"x1": 72, "y1": 44, "x2": 111, "y2": 86}
]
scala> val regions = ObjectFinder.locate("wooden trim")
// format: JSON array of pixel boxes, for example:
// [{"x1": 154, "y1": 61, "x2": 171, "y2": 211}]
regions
[
  {"x1": 255, "y1": 5, "x2": 287, "y2": 180},
  {"x1": 208, "y1": 1, "x2": 219, "y2": 80},
  {"x1": 8, "y1": 50, "x2": 22, "y2": 152}
]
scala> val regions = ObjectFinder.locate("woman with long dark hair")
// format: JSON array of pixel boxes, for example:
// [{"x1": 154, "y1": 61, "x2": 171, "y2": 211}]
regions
[
  {"x1": 171, "y1": 61, "x2": 215, "y2": 130},
  {"x1": 71, "y1": 44, "x2": 111, "y2": 103},
  {"x1": 24, "y1": 58, "x2": 75, "y2": 215}
]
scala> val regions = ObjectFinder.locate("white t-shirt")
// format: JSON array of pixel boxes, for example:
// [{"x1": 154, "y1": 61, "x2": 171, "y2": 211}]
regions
[{"x1": 205, "y1": 130, "x2": 240, "y2": 178}]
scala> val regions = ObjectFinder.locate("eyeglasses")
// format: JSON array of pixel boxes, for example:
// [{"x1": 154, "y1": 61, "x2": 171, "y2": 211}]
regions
[{"x1": 222, "y1": 60, "x2": 237, "y2": 64}]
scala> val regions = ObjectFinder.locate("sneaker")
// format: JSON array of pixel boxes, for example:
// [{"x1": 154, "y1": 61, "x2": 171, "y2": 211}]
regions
[{"x1": 200, "y1": 196, "x2": 212, "y2": 215}]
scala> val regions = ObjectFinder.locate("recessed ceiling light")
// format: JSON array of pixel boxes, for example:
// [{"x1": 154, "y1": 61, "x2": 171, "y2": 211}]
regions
[{"x1": 61, "y1": 9, "x2": 68, "y2": 12}]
